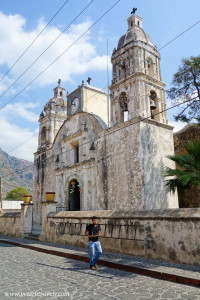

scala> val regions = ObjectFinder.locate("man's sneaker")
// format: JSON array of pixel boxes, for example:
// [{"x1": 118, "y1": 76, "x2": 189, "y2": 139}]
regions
[
  {"x1": 94, "y1": 263, "x2": 98, "y2": 269},
  {"x1": 90, "y1": 265, "x2": 96, "y2": 270}
]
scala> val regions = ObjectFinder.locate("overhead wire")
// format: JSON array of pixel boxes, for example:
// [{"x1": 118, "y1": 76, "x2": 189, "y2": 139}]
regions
[
  {"x1": 0, "y1": 0, "x2": 120, "y2": 111},
  {"x1": 159, "y1": 19, "x2": 200, "y2": 50},
  {"x1": 0, "y1": 0, "x2": 70, "y2": 83},
  {"x1": 1, "y1": 2, "x2": 200, "y2": 181},
  {"x1": 1, "y1": 95, "x2": 199, "y2": 180},
  {"x1": 4, "y1": 85, "x2": 108, "y2": 154},
  {"x1": 5, "y1": 17, "x2": 200, "y2": 156},
  {"x1": 0, "y1": 0, "x2": 95, "y2": 99}
]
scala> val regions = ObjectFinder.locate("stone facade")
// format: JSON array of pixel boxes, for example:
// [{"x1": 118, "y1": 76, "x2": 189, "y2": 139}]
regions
[{"x1": 32, "y1": 11, "x2": 178, "y2": 226}]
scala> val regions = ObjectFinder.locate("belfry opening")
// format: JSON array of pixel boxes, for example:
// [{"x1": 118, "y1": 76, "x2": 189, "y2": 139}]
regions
[{"x1": 69, "y1": 179, "x2": 80, "y2": 211}]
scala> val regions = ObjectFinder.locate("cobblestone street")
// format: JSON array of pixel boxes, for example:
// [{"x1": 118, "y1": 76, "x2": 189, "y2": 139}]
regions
[{"x1": 0, "y1": 240, "x2": 200, "y2": 300}]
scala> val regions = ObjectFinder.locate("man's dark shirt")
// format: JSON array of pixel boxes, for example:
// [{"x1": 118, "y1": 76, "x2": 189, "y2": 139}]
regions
[{"x1": 86, "y1": 224, "x2": 101, "y2": 242}]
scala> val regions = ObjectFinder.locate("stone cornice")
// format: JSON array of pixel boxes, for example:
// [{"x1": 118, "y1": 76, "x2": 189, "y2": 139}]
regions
[
  {"x1": 55, "y1": 158, "x2": 95, "y2": 173},
  {"x1": 103, "y1": 117, "x2": 173, "y2": 136},
  {"x1": 110, "y1": 72, "x2": 165, "y2": 91},
  {"x1": 61, "y1": 129, "x2": 86, "y2": 144},
  {"x1": 112, "y1": 41, "x2": 160, "y2": 61}
]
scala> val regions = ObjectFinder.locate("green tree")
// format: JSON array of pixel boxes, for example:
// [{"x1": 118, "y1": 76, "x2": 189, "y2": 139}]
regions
[
  {"x1": 6, "y1": 186, "x2": 29, "y2": 200},
  {"x1": 164, "y1": 139, "x2": 200, "y2": 195},
  {"x1": 167, "y1": 55, "x2": 200, "y2": 122}
]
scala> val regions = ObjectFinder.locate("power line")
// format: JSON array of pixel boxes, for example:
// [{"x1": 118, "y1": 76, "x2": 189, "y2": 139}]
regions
[
  {"x1": 3, "y1": 85, "x2": 108, "y2": 155},
  {"x1": 1, "y1": 95, "x2": 199, "y2": 179},
  {"x1": 159, "y1": 19, "x2": 200, "y2": 50},
  {"x1": 0, "y1": 0, "x2": 95, "y2": 99},
  {"x1": 0, "y1": 0, "x2": 70, "y2": 84},
  {"x1": 1, "y1": 4, "x2": 199, "y2": 176},
  {"x1": 7, "y1": 131, "x2": 39, "y2": 154},
  {"x1": 0, "y1": 0, "x2": 120, "y2": 111}
]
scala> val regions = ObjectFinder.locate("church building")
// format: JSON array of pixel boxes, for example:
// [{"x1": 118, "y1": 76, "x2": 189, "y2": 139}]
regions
[{"x1": 32, "y1": 10, "x2": 178, "y2": 226}]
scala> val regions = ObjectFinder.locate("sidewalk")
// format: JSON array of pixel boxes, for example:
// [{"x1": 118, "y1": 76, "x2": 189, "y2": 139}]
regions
[{"x1": 0, "y1": 235, "x2": 200, "y2": 287}]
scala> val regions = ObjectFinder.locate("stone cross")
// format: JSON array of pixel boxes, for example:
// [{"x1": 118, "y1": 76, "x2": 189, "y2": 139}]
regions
[
  {"x1": 87, "y1": 77, "x2": 92, "y2": 85},
  {"x1": 58, "y1": 79, "x2": 61, "y2": 87},
  {"x1": 131, "y1": 8, "x2": 137, "y2": 14}
]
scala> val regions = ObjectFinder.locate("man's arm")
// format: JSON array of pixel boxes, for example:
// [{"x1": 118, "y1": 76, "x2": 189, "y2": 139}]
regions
[
  {"x1": 92, "y1": 231, "x2": 101, "y2": 238},
  {"x1": 85, "y1": 229, "x2": 93, "y2": 238},
  {"x1": 85, "y1": 229, "x2": 89, "y2": 237}
]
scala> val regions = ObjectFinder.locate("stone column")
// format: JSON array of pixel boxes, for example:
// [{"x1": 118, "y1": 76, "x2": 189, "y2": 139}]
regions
[
  {"x1": 20, "y1": 203, "x2": 33, "y2": 238},
  {"x1": 40, "y1": 201, "x2": 57, "y2": 241}
]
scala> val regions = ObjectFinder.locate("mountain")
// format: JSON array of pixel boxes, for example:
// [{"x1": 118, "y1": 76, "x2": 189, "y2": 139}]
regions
[{"x1": 0, "y1": 148, "x2": 33, "y2": 200}]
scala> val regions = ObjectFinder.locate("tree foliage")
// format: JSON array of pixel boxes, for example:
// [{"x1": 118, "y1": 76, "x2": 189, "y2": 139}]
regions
[
  {"x1": 164, "y1": 139, "x2": 200, "y2": 195},
  {"x1": 6, "y1": 186, "x2": 29, "y2": 200},
  {"x1": 167, "y1": 55, "x2": 200, "y2": 122}
]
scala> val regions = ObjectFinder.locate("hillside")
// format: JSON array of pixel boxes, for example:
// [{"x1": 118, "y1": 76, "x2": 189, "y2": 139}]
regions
[{"x1": 0, "y1": 148, "x2": 33, "y2": 200}]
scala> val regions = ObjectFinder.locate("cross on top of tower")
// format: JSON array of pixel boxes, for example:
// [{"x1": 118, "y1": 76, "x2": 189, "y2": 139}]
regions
[
  {"x1": 58, "y1": 79, "x2": 61, "y2": 87},
  {"x1": 87, "y1": 77, "x2": 92, "y2": 85},
  {"x1": 131, "y1": 8, "x2": 137, "y2": 14}
]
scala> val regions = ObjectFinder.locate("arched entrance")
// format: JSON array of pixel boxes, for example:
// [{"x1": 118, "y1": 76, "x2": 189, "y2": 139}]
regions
[{"x1": 69, "y1": 179, "x2": 80, "y2": 211}]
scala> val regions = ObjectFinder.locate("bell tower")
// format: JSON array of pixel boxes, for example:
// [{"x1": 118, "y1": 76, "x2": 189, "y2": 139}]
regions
[
  {"x1": 38, "y1": 79, "x2": 67, "y2": 150},
  {"x1": 110, "y1": 9, "x2": 167, "y2": 127}
]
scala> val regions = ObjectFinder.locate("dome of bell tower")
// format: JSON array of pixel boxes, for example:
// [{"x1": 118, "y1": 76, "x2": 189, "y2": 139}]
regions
[{"x1": 117, "y1": 12, "x2": 153, "y2": 50}]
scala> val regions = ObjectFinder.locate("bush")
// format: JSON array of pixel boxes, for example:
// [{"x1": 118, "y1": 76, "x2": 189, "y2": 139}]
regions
[{"x1": 6, "y1": 186, "x2": 29, "y2": 200}]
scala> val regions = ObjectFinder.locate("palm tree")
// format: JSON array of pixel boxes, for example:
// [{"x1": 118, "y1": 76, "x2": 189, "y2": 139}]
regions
[{"x1": 164, "y1": 139, "x2": 200, "y2": 195}]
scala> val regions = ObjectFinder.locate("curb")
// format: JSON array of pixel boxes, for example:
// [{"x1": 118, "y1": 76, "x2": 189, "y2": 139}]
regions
[{"x1": 0, "y1": 239, "x2": 199, "y2": 287}]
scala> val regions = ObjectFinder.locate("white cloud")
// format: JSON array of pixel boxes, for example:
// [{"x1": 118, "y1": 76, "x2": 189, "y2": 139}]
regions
[
  {"x1": 0, "y1": 101, "x2": 39, "y2": 122},
  {"x1": 0, "y1": 12, "x2": 109, "y2": 91},
  {"x1": 0, "y1": 101, "x2": 39, "y2": 161},
  {"x1": 0, "y1": 11, "x2": 110, "y2": 161},
  {"x1": 168, "y1": 121, "x2": 187, "y2": 132},
  {"x1": 0, "y1": 118, "x2": 38, "y2": 161}
]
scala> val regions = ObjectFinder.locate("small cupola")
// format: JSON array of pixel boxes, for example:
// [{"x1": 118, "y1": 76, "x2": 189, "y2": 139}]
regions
[
  {"x1": 53, "y1": 79, "x2": 65, "y2": 99},
  {"x1": 127, "y1": 8, "x2": 143, "y2": 30}
]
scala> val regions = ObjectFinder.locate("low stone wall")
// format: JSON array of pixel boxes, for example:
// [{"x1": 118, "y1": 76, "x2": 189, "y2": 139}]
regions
[
  {"x1": 0, "y1": 212, "x2": 22, "y2": 237},
  {"x1": 40, "y1": 209, "x2": 200, "y2": 266},
  {"x1": 0, "y1": 204, "x2": 33, "y2": 238}
]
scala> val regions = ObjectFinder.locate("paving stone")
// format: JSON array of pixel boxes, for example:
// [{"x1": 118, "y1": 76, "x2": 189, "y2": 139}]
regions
[{"x1": 0, "y1": 237, "x2": 200, "y2": 300}]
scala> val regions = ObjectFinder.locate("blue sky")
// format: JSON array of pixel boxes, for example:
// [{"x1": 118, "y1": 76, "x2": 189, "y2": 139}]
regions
[{"x1": 0, "y1": 0, "x2": 199, "y2": 161}]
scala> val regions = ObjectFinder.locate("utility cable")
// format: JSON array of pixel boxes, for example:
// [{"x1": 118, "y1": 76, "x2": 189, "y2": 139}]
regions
[
  {"x1": 0, "y1": 0, "x2": 120, "y2": 111},
  {"x1": 1, "y1": 95, "x2": 199, "y2": 179},
  {"x1": 2, "y1": 3, "x2": 199, "y2": 176},
  {"x1": 111, "y1": 19, "x2": 200, "y2": 64},
  {"x1": 7, "y1": 131, "x2": 39, "y2": 154},
  {"x1": 0, "y1": 0, "x2": 70, "y2": 83},
  {"x1": 4, "y1": 85, "x2": 108, "y2": 154},
  {"x1": 0, "y1": 0, "x2": 95, "y2": 99},
  {"x1": 159, "y1": 19, "x2": 200, "y2": 50}
]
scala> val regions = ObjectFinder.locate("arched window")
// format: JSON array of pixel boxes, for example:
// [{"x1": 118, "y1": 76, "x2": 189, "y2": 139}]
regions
[
  {"x1": 41, "y1": 127, "x2": 47, "y2": 145},
  {"x1": 147, "y1": 58, "x2": 154, "y2": 77},
  {"x1": 69, "y1": 179, "x2": 80, "y2": 211},
  {"x1": 119, "y1": 92, "x2": 128, "y2": 122},
  {"x1": 149, "y1": 90, "x2": 158, "y2": 120},
  {"x1": 119, "y1": 69, "x2": 121, "y2": 80}
]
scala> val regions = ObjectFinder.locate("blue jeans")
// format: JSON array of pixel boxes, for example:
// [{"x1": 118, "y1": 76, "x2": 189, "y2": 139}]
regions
[{"x1": 89, "y1": 241, "x2": 102, "y2": 266}]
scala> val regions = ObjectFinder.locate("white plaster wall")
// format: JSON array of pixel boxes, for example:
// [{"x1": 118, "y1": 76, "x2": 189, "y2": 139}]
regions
[
  {"x1": 140, "y1": 120, "x2": 178, "y2": 209},
  {"x1": 2, "y1": 200, "x2": 23, "y2": 210}
]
